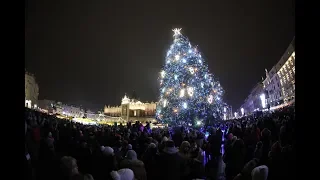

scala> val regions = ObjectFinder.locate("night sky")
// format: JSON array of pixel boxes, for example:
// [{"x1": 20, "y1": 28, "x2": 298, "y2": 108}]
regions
[{"x1": 25, "y1": 0, "x2": 295, "y2": 111}]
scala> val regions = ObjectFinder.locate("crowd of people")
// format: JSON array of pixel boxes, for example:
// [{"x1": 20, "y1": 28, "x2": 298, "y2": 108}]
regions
[{"x1": 25, "y1": 105, "x2": 295, "y2": 180}]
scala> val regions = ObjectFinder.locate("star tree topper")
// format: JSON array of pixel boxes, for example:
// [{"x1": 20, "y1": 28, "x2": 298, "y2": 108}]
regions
[{"x1": 172, "y1": 28, "x2": 182, "y2": 37}]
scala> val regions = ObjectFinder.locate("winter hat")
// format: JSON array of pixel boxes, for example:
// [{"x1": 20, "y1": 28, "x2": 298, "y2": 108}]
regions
[
  {"x1": 125, "y1": 150, "x2": 138, "y2": 160},
  {"x1": 110, "y1": 168, "x2": 134, "y2": 180},
  {"x1": 48, "y1": 132, "x2": 53, "y2": 137},
  {"x1": 127, "y1": 144, "x2": 132, "y2": 150},
  {"x1": 102, "y1": 146, "x2": 114, "y2": 156},
  {"x1": 162, "y1": 136, "x2": 169, "y2": 143},
  {"x1": 148, "y1": 143, "x2": 157, "y2": 149},
  {"x1": 100, "y1": 146, "x2": 105, "y2": 152},
  {"x1": 251, "y1": 165, "x2": 268, "y2": 180}
]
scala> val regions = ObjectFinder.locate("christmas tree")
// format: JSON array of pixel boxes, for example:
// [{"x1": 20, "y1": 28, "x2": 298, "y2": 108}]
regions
[{"x1": 156, "y1": 28, "x2": 224, "y2": 126}]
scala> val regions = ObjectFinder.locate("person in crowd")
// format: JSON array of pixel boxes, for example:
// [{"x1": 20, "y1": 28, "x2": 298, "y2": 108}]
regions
[
  {"x1": 157, "y1": 140, "x2": 184, "y2": 180},
  {"x1": 119, "y1": 150, "x2": 147, "y2": 180},
  {"x1": 224, "y1": 139, "x2": 246, "y2": 180},
  {"x1": 141, "y1": 143, "x2": 159, "y2": 180},
  {"x1": 59, "y1": 156, "x2": 80, "y2": 180},
  {"x1": 188, "y1": 148, "x2": 205, "y2": 180},
  {"x1": 110, "y1": 168, "x2": 135, "y2": 180},
  {"x1": 251, "y1": 165, "x2": 269, "y2": 180},
  {"x1": 25, "y1": 104, "x2": 295, "y2": 180}
]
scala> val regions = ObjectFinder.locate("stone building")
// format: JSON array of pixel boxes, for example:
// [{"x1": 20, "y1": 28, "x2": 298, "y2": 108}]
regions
[
  {"x1": 25, "y1": 71, "x2": 39, "y2": 108},
  {"x1": 104, "y1": 94, "x2": 157, "y2": 122},
  {"x1": 263, "y1": 37, "x2": 295, "y2": 107}
]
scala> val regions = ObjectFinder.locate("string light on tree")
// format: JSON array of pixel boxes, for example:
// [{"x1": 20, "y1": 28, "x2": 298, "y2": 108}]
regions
[
  {"x1": 180, "y1": 89, "x2": 185, "y2": 97},
  {"x1": 189, "y1": 67, "x2": 195, "y2": 74},
  {"x1": 187, "y1": 87, "x2": 194, "y2": 96},
  {"x1": 163, "y1": 99, "x2": 167, "y2": 107},
  {"x1": 183, "y1": 102, "x2": 187, "y2": 109},
  {"x1": 161, "y1": 70, "x2": 166, "y2": 78},
  {"x1": 156, "y1": 28, "x2": 225, "y2": 126},
  {"x1": 208, "y1": 95, "x2": 213, "y2": 104},
  {"x1": 175, "y1": 54, "x2": 180, "y2": 60}
]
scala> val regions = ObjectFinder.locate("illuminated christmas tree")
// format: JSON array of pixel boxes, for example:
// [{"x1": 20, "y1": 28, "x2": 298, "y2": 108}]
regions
[{"x1": 156, "y1": 28, "x2": 224, "y2": 126}]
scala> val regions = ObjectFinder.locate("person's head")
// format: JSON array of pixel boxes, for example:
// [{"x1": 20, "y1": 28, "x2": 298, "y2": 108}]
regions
[
  {"x1": 125, "y1": 150, "x2": 138, "y2": 160},
  {"x1": 261, "y1": 128, "x2": 271, "y2": 139},
  {"x1": 251, "y1": 165, "x2": 268, "y2": 180},
  {"x1": 268, "y1": 141, "x2": 282, "y2": 158},
  {"x1": 83, "y1": 174, "x2": 94, "y2": 180},
  {"x1": 148, "y1": 143, "x2": 157, "y2": 149},
  {"x1": 163, "y1": 140, "x2": 178, "y2": 154},
  {"x1": 179, "y1": 141, "x2": 191, "y2": 154},
  {"x1": 253, "y1": 141, "x2": 263, "y2": 158},
  {"x1": 102, "y1": 146, "x2": 114, "y2": 157},
  {"x1": 71, "y1": 173, "x2": 94, "y2": 180},
  {"x1": 241, "y1": 158, "x2": 259, "y2": 177},
  {"x1": 232, "y1": 139, "x2": 245, "y2": 153},
  {"x1": 110, "y1": 168, "x2": 134, "y2": 180},
  {"x1": 60, "y1": 156, "x2": 79, "y2": 177},
  {"x1": 161, "y1": 136, "x2": 169, "y2": 144},
  {"x1": 127, "y1": 144, "x2": 132, "y2": 150}
]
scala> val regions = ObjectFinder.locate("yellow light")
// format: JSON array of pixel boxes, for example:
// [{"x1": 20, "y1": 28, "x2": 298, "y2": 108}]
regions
[{"x1": 161, "y1": 70, "x2": 165, "y2": 78}]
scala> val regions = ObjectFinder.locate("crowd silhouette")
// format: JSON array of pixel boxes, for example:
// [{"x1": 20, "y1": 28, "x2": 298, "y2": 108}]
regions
[{"x1": 25, "y1": 104, "x2": 295, "y2": 180}]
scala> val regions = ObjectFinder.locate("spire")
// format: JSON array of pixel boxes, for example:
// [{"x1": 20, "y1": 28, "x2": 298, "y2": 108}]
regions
[{"x1": 265, "y1": 69, "x2": 269, "y2": 79}]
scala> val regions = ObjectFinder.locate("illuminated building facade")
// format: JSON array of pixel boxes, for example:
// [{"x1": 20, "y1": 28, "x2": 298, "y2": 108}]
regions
[
  {"x1": 240, "y1": 82, "x2": 264, "y2": 114},
  {"x1": 263, "y1": 37, "x2": 295, "y2": 107},
  {"x1": 25, "y1": 71, "x2": 39, "y2": 108},
  {"x1": 104, "y1": 94, "x2": 157, "y2": 121}
]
